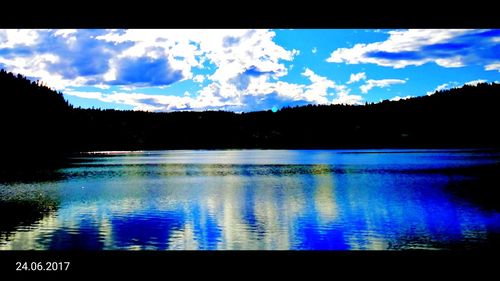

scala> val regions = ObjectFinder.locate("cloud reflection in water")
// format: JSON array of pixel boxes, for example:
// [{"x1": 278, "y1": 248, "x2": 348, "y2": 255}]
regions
[{"x1": 1, "y1": 149, "x2": 499, "y2": 250}]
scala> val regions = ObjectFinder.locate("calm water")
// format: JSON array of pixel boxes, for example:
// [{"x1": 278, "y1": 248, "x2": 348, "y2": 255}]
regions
[{"x1": 1, "y1": 149, "x2": 500, "y2": 250}]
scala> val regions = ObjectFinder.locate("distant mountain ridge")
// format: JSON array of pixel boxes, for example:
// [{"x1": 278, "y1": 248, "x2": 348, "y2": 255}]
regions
[{"x1": 1, "y1": 69, "x2": 499, "y2": 158}]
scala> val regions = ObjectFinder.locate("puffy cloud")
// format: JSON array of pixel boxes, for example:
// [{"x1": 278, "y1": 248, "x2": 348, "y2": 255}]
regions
[
  {"x1": 0, "y1": 29, "x2": 379, "y2": 111},
  {"x1": 465, "y1": 79, "x2": 487, "y2": 86},
  {"x1": 53, "y1": 29, "x2": 77, "y2": 38},
  {"x1": 359, "y1": 79, "x2": 406, "y2": 94},
  {"x1": 41, "y1": 30, "x2": 131, "y2": 82},
  {"x1": 65, "y1": 90, "x2": 198, "y2": 111},
  {"x1": 0, "y1": 29, "x2": 132, "y2": 89},
  {"x1": 347, "y1": 72, "x2": 366, "y2": 84},
  {"x1": 0, "y1": 29, "x2": 297, "y2": 86},
  {"x1": 204, "y1": 30, "x2": 298, "y2": 85},
  {"x1": 425, "y1": 82, "x2": 458, "y2": 96},
  {"x1": 65, "y1": 91, "x2": 103, "y2": 99},
  {"x1": 331, "y1": 91, "x2": 363, "y2": 105},
  {"x1": 0, "y1": 52, "x2": 79, "y2": 90},
  {"x1": 0, "y1": 29, "x2": 39, "y2": 48},
  {"x1": 327, "y1": 29, "x2": 500, "y2": 70},
  {"x1": 225, "y1": 67, "x2": 363, "y2": 110},
  {"x1": 192, "y1": 74, "x2": 205, "y2": 83},
  {"x1": 485, "y1": 62, "x2": 500, "y2": 72},
  {"x1": 425, "y1": 80, "x2": 490, "y2": 96},
  {"x1": 96, "y1": 29, "x2": 298, "y2": 84},
  {"x1": 65, "y1": 67, "x2": 364, "y2": 112},
  {"x1": 96, "y1": 30, "x2": 201, "y2": 82},
  {"x1": 66, "y1": 88, "x2": 250, "y2": 112},
  {"x1": 94, "y1": 84, "x2": 111, "y2": 90},
  {"x1": 434, "y1": 83, "x2": 450, "y2": 91},
  {"x1": 389, "y1": 95, "x2": 413, "y2": 101},
  {"x1": 111, "y1": 56, "x2": 183, "y2": 86},
  {"x1": 94, "y1": 29, "x2": 303, "y2": 111},
  {"x1": 302, "y1": 68, "x2": 336, "y2": 104}
]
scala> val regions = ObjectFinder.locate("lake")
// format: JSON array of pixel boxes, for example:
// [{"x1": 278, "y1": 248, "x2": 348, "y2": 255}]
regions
[{"x1": 1, "y1": 149, "x2": 500, "y2": 250}]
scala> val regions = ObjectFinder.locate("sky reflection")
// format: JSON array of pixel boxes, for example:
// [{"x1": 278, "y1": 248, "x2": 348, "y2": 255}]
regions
[{"x1": 1, "y1": 149, "x2": 499, "y2": 250}]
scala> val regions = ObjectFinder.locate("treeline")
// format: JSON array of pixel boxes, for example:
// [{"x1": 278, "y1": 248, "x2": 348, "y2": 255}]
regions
[
  {"x1": 0, "y1": 70, "x2": 72, "y2": 160},
  {"x1": 1, "y1": 69, "x2": 500, "y2": 159}
]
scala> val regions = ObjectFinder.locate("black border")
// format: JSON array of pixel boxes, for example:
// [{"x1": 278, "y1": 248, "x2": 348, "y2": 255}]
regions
[
  {"x1": 1, "y1": 1, "x2": 499, "y2": 278},
  {"x1": 1, "y1": 250, "x2": 499, "y2": 278},
  {"x1": 0, "y1": 1, "x2": 498, "y2": 28}
]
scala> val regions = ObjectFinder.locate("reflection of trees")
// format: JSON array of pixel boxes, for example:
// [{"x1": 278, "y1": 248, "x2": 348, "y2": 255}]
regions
[
  {"x1": 1, "y1": 152, "x2": 497, "y2": 250},
  {"x1": 0, "y1": 193, "x2": 59, "y2": 249},
  {"x1": 332, "y1": 171, "x2": 493, "y2": 250},
  {"x1": 443, "y1": 164, "x2": 500, "y2": 211}
]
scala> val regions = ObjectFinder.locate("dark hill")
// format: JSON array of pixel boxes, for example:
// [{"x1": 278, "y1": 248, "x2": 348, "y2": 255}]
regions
[
  {"x1": 0, "y1": 70, "x2": 72, "y2": 158},
  {"x1": 270, "y1": 82, "x2": 500, "y2": 148},
  {"x1": 1, "y1": 69, "x2": 499, "y2": 157},
  {"x1": 70, "y1": 81, "x2": 500, "y2": 150}
]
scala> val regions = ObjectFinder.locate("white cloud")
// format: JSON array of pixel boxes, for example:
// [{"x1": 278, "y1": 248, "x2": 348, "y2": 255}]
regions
[
  {"x1": 64, "y1": 67, "x2": 365, "y2": 111},
  {"x1": 190, "y1": 68, "x2": 339, "y2": 111},
  {"x1": 94, "y1": 84, "x2": 111, "y2": 90},
  {"x1": 0, "y1": 53, "x2": 89, "y2": 90},
  {"x1": 465, "y1": 79, "x2": 487, "y2": 86},
  {"x1": 0, "y1": 29, "x2": 40, "y2": 48},
  {"x1": 434, "y1": 57, "x2": 464, "y2": 68},
  {"x1": 96, "y1": 29, "x2": 304, "y2": 111},
  {"x1": 119, "y1": 85, "x2": 137, "y2": 91},
  {"x1": 193, "y1": 74, "x2": 205, "y2": 83},
  {"x1": 312, "y1": 47, "x2": 317, "y2": 54},
  {"x1": 426, "y1": 79, "x2": 488, "y2": 96},
  {"x1": 359, "y1": 79, "x2": 406, "y2": 94},
  {"x1": 390, "y1": 95, "x2": 413, "y2": 101},
  {"x1": 205, "y1": 30, "x2": 298, "y2": 85},
  {"x1": 0, "y1": 29, "x2": 298, "y2": 92},
  {"x1": 53, "y1": 29, "x2": 77, "y2": 38},
  {"x1": 347, "y1": 72, "x2": 366, "y2": 84},
  {"x1": 426, "y1": 81, "x2": 460, "y2": 96},
  {"x1": 53, "y1": 29, "x2": 77, "y2": 45},
  {"x1": 301, "y1": 68, "x2": 336, "y2": 104},
  {"x1": 0, "y1": 29, "x2": 370, "y2": 111},
  {"x1": 65, "y1": 91, "x2": 104, "y2": 99},
  {"x1": 485, "y1": 62, "x2": 500, "y2": 72},
  {"x1": 327, "y1": 29, "x2": 483, "y2": 68},
  {"x1": 66, "y1": 90, "x2": 202, "y2": 111},
  {"x1": 426, "y1": 83, "x2": 450, "y2": 96},
  {"x1": 331, "y1": 91, "x2": 363, "y2": 105},
  {"x1": 97, "y1": 29, "x2": 299, "y2": 88}
]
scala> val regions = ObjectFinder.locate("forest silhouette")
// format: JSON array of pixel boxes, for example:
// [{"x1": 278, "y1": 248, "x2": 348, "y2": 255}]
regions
[{"x1": 1, "y1": 69, "x2": 500, "y2": 162}]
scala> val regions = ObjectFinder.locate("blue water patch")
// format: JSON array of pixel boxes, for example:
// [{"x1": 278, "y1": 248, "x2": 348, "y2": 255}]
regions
[
  {"x1": 110, "y1": 210, "x2": 184, "y2": 250},
  {"x1": 1, "y1": 149, "x2": 499, "y2": 250}
]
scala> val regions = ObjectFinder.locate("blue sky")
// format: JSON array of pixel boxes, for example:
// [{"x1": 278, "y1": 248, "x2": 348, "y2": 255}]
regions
[{"x1": 0, "y1": 29, "x2": 499, "y2": 112}]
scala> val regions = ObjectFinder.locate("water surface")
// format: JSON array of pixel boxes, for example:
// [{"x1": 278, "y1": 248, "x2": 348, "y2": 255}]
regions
[{"x1": 1, "y1": 149, "x2": 499, "y2": 250}]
